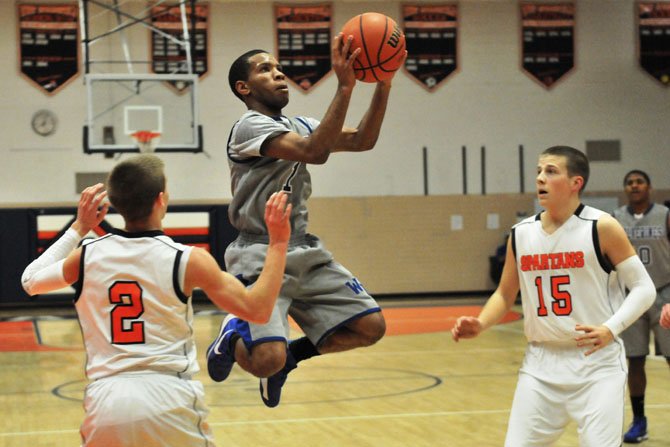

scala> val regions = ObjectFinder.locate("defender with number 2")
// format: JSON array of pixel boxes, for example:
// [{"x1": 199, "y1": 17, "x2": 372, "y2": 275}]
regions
[{"x1": 21, "y1": 155, "x2": 292, "y2": 447}]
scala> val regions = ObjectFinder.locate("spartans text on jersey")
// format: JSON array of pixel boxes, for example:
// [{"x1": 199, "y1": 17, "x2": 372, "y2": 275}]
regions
[{"x1": 520, "y1": 251, "x2": 585, "y2": 271}]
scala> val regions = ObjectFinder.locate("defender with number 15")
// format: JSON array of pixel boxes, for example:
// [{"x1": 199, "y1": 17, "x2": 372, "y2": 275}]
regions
[{"x1": 452, "y1": 146, "x2": 655, "y2": 446}]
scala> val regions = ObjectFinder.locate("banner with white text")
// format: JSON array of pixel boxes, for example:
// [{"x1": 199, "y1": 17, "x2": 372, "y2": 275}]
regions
[
  {"x1": 520, "y1": 3, "x2": 575, "y2": 89},
  {"x1": 275, "y1": 4, "x2": 332, "y2": 92},
  {"x1": 402, "y1": 4, "x2": 458, "y2": 91},
  {"x1": 18, "y1": 4, "x2": 79, "y2": 95},
  {"x1": 637, "y1": 2, "x2": 670, "y2": 86}
]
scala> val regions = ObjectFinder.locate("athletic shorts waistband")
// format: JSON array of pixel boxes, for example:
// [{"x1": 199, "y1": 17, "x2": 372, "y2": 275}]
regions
[
  {"x1": 95, "y1": 370, "x2": 193, "y2": 381},
  {"x1": 528, "y1": 340, "x2": 579, "y2": 349}
]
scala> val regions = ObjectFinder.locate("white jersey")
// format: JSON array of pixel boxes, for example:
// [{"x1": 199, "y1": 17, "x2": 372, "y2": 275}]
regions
[
  {"x1": 513, "y1": 204, "x2": 626, "y2": 343},
  {"x1": 74, "y1": 229, "x2": 196, "y2": 380}
]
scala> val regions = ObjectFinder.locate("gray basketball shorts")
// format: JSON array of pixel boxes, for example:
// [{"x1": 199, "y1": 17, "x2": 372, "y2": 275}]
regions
[
  {"x1": 620, "y1": 284, "x2": 670, "y2": 358},
  {"x1": 224, "y1": 233, "x2": 381, "y2": 348}
]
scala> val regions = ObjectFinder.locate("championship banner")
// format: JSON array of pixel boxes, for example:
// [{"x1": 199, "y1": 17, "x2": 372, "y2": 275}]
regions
[
  {"x1": 402, "y1": 4, "x2": 458, "y2": 91},
  {"x1": 275, "y1": 4, "x2": 332, "y2": 92},
  {"x1": 520, "y1": 3, "x2": 575, "y2": 89},
  {"x1": 18, "y1": 4, "x2": 79, "y2": 95},
  {"x1": 151, "y1": 3, "x2": 209, "y2": 92},
  {"x1": 638, "y1": 2, "x2": 670, "y2": 86}
]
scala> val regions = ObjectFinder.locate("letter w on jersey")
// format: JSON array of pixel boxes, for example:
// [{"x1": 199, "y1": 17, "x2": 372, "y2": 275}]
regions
[{"x1": 345, "y1": 278, "x2": 366, "y2": 294}]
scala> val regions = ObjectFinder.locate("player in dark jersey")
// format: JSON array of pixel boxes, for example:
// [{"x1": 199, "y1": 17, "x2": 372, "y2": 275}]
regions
[
  {"x1": 207, "y1": 34, "x2": 406, "y2": 407},
  {"x1": 613, "y1": 170, "x2": 670, "y2": 444}
]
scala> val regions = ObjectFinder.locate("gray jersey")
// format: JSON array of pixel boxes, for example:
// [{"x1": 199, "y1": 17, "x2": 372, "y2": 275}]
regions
[
  {"x1": 614, "y1": 203, "x2": 670, "y2": 289},
  {"x1": 227, "y1": 110, "x2": 320, "y2": 237}
]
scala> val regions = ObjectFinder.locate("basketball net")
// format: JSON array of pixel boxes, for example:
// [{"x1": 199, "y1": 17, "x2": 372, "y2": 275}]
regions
[{"x1": 131, "y1": 130, "x2": 161, "y2": 153}]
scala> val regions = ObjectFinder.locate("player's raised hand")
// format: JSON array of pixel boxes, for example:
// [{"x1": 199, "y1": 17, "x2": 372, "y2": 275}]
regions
[
  {"x1": 332, "y1": 32, "x2": 360, "y2": 89},
  {"x1": 265, "y1": 191, "x2": 292, "y2": 245},
  {"x1": 451, "y1": 316, "x2": 483, "y2": 342},
  {"x1": 574, "y1": 324, "x2": 614, "y2": 356},
  {"x1": 660, "y1": 303, "x2": 670, "y2": 329},
  {"x1": 72, "y1": 183, "x2": 109, "y2": 237}
]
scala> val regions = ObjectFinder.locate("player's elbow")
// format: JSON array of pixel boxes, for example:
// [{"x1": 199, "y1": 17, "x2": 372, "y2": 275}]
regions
[
  {"x1": 307, "y1": 151, "x2": 330, "y2": 164},
  {"x1": 22, "y1": 283, "x2": 37, "y2": 297},
  {"x1": 248, "y1": 315, "x2": 271, "y2": 325},
  {"x1": 358, "y1": 138, "x2": 378, "y2": 152},
  {"x1": 236, "y1": 296, "x2": 274, "y2": 324},
  {"x1": 302, "y1": 140, "x2": 332, "y2": 164},
  {"x1": 21, "y1": 273, "x2": 38, "y2": 296},
  {"x1": 243, "y1": 307, "x2": 273, "y2": 325},
  {"x1": 638, "y1": 277, "x2": 656, "y2": 310}
]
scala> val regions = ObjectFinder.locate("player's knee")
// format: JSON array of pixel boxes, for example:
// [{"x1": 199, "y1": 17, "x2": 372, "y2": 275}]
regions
[
  {"x1": 248, "y1": 342, "x2": 287, "y2": 377},
  {"x1": 358, "y1": 312, "x2": 386, "y2": 346}
]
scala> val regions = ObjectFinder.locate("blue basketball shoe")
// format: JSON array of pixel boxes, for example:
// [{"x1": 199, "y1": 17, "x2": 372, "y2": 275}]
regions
[
  {"x1": 623, "y1": 416, "x2": 648, "y2": 443},
  {"x1": 206, "y1": 314, "x2": 239, "y2": 382},
  {"x1": 259, "y1": 349, "x2": 297, "y2": 408}
]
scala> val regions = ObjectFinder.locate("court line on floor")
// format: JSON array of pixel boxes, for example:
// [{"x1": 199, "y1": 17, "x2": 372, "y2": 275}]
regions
[
  {"x1": 334, "y1": 346, "x2": 528, "y2": 356},
  {"x1": 0, "y1": 409, "x2": 512, "y2": 437},
  {"x1": 4, "y1": 404, "x2": 670, "y2": 437},
  {"x1": 212, "y1": 403, "x2": 670, "y2": 427}
]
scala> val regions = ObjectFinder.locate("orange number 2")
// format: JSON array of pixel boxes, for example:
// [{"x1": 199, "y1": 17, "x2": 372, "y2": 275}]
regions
[{"x1": 109, "y1": 281, "x2": 145, "y2": 344}]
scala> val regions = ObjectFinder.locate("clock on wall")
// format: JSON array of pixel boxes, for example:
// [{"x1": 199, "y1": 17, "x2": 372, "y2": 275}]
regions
[{"x1": 31, "y1": 109, "x2": 58, "y2": 137}]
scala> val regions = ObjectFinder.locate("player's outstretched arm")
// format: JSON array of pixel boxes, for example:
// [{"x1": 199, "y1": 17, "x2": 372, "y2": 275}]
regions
[
  {"x1": 22, "y1": 183, "x2": 108, "y2": 295},
  {"x1": 185, "y1": 192, "x2": 291, "y2": 323},
  {"x1": 452, "y1": 236, "x2": 519, "y2": 341},
  {"x1": 263, "y1": 33, "x2": 359, "y2": 165},
  {"x1": 333, "y1": 50, "x2": 407, "y2": 153},
  {"x1": 575, "y1": 215, "x2": 655, "y2": 355},
  {"x1": 661, "y1": 303, "x2": 670, "y2": 329}
]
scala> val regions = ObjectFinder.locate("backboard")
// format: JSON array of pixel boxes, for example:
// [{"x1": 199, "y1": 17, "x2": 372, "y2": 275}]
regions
[{"x1": 84, "y1": 73, "x2": 202, "y2": 154}]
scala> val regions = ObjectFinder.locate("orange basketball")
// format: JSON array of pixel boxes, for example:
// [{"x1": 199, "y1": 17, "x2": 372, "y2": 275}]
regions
[{"x1": 341, "y1": 12, "x2": 406, "y2": 83}]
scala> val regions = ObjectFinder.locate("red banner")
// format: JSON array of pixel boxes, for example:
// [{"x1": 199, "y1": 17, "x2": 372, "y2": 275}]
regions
[
  {"x1": 18, "y1": 4, "x2": 79, "y2": 95},
  {"x1": 637, "y1": 2, "x2": 670, "y2": 86},
  {"x1": 520, "y1": 3, "x2": 575, "y2": 89},
  {"x1": 402, "y1": 4, "x2": 459, "y2": 91},
  {"x1": 151, "y1": 3, "x2": 209, "y2": 92},
  {"x1": 275, "y1": 4, "x2": 332, "y2": 92}
]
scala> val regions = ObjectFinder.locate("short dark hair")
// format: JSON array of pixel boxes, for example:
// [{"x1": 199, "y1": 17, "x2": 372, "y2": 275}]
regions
[
  {"x1": 107, "y1": 154, "x2": 166, "y2": 223},
  {"x1": 541, "y1": 146, "x2": 590, "y2": 193},
  {"x1": 228, "y1": 49, "x2": 267, "y2": 101},
  {"x1": 623, "y1": 169, "x2": 650, "y2": 186}
]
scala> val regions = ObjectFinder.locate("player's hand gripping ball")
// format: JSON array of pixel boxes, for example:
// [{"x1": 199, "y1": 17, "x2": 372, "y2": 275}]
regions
[{"x1": 341, "y1": 12, "x2": 406, "y2": 83}]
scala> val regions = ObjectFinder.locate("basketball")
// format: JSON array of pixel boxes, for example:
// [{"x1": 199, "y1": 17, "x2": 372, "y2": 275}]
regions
[{"x1": 341, "y1": 12, "x2": 406, "y2": 83}]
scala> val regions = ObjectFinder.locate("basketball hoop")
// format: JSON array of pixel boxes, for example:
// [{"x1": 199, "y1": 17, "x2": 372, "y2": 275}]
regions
[{"x1": 131, "y1": 130, "x2": 161, "y2": 153}]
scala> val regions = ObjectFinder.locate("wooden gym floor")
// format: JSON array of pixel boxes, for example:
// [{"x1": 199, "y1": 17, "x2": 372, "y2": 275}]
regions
[{"x1": 0, "y1": 297, "x2": 668, "y2": 447}]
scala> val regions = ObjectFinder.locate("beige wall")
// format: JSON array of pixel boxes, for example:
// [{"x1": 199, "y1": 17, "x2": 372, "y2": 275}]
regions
[
  {"x1": 1, "y1": 0, "x2": 669, "y2": 204},
  {"x1": 308, "y1": 189, "x2": 670, "y2": 295},
  {"x1": 6, "y1": 189, "x2": 668, "y2": 295}
]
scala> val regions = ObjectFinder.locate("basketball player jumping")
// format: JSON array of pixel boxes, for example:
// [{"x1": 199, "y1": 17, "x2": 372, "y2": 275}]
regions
[
  {"x1": 206, "y1": 34, "x2": 406, "y2": 407},
  {"x1": 452, "y1": 146, "x2": 655, "y2": 446},
  {"x1": 21, "y1": 155, "x2": 291, "y2": 446}
]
